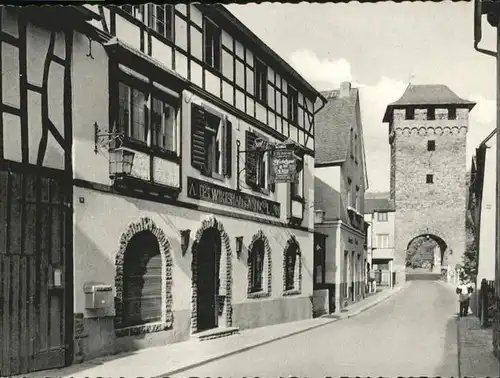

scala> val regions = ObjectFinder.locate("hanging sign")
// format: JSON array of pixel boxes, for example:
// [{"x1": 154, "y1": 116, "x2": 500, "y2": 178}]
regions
[{"x1": 271, "y1": 146, "x2": 297, "y2": 183}]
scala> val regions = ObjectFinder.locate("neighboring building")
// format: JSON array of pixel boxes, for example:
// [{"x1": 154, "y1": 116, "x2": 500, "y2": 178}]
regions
[
  {"x1": 313, "y1": 82, "x2": 369, "y2": 314},
  {"x1": 364, "y1": 192, "x2": 396, "y2": 287},
  {"x1": 382, "y1": 84, "x2": 476, "y2": 285},
  {"x1": 470, "y1": 129, "x2": 496, "y2": 285},
  {"x1": 0, "y1": 5, "x2": 325, "y2": 375}
]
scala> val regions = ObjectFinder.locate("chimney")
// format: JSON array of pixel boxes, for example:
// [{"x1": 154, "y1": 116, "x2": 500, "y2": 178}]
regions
[{"x1": 340, "y1": 81, "x2": 351, "y2": 98}]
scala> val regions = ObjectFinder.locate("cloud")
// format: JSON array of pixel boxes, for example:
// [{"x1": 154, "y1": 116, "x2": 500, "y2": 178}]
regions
[
  {"x1": 288, "y1": 49, "x2": 496, "y2": 191},
  {"x1": 289, "y1": 49, "x2": 353, "y2": 90}
]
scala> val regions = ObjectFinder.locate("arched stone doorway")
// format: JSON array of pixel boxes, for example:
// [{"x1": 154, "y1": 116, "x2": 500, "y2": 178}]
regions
[
  {"x1": 191, "y1": 216, "x2": 232, "y2": 334},
  {"x1": 405, "y1": 230, "x2": 448, "y2": 280},
  {"x1": 114, "y1": 217, "x2": 173, "y2": 335}
]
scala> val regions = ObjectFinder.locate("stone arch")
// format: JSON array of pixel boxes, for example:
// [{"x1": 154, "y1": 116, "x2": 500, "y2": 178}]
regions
[
  {"x1": 405, "y1": 228, "x2": 449, "y2": 270},
  {"x1": 190, "y1": 215, "x2": 232, "y2": 334},
  {"x1": 247, "y1": 229, "x2": 272, "y2": 298},
  {"x1": 114, "y1": 217, "x2": 173, "y2": 333},
  {"x1": 282, "y1": 235, "x2": 302, "y2": 294}
]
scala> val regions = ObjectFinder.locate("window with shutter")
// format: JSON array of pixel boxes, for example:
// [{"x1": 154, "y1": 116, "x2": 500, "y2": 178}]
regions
[
  {"x1": 245, "y1": 131, "x2": 271, "y2": 192},
  {"x1": 245, "y1": 131, "x2": 258, "y2": 187},
  {"x1": 191, "y1": 103, "x2": 207, "y2": 171},
  {"x1": 122, "y1": 231, "x2": 162, "y2": 327},
  {"x1": 191, "y1": 104, "x2": 230, "y2": 179}
]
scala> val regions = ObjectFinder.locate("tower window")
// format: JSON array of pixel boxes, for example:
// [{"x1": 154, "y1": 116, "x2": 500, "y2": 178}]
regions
[
  {"x1": 405, "y1": 108, "x2": 414, "y2": 120},
  {"x1": 449, "y1": 108, "x2": 457, "y2": 120},
  {"x1": 428, "y1": 108, "x2": 435, "y2": 120},
  {"x1": 426, "y1": 174, "x2": 434, "y2": 184},
  {"x1": 427, "y1": 140, "x2": 435, "y2": 151}
]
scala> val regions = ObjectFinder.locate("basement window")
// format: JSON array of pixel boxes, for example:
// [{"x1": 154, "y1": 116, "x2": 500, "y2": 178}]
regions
[{"x1": 426, "y1": 174, "x2": 434, "y2": 184}]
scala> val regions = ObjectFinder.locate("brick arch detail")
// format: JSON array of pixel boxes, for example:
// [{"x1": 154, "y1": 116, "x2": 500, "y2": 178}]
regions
[
  {"x1": 247, "y1": 230, "x2": 272, "y2": 298},
  {"x1": 282, "y1": 235, "x2": 302, "y2": 294},
  {"x1": 114, "y1": 217, "x2": 173, "y2": 331},
  {"x1": 190, "y1": 215, "x2": 232, "y2": 334}
]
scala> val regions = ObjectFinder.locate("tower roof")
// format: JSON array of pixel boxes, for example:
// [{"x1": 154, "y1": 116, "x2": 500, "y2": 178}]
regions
[{"x1": 383, "y1": 84, "x2": 476, "y2": 123}]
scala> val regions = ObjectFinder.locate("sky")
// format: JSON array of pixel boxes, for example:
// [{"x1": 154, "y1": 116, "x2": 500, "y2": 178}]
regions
[{"x1": 226, "y1": 1, "x2": 497, "y2": 193}]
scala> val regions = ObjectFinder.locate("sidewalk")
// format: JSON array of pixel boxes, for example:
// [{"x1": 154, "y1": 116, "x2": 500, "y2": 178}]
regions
[
  {"x1": 14, "y1": 283, "x2": 408, "y2": 378},
  {"x1": 439, "y1": 280, "x2": 500, "y2": 377},
  {"x1": 458, "y1": 316, "x2": 500, "y2": 378}
]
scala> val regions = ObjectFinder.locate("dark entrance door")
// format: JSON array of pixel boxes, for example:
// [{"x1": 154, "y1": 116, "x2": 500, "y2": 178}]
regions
[
  {"x1": 196, "y1": 227, "x2": 221, "y2": 332},
  {"x1": 0, "y1": 167, "x2": 71, "y2": 376}
]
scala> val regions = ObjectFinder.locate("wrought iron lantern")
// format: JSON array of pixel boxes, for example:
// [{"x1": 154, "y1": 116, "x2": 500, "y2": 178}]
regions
[{"x1": 109, "y1": 147, "x2": 135, "y2": 179}]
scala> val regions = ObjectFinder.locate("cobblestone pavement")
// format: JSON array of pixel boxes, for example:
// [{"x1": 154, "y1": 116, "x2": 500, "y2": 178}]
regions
[
  {"x1": 170, "y1": 281, "x2": 460, "y2": 377},
  {"x1": 458, "y1": 315, "x2": 500, "y2": 377},
  {"x1": 11, "y1": 285, "x2": 405, "y2": 378}
]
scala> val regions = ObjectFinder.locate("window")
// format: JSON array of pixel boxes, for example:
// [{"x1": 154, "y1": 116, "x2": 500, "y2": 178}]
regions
[
  {"x1": 377, "y1": 212, "x2": 388, "y2": 222},
  {"x1": 449, "y1": 108, "x2": 457, "y2": 120},
  {"x1": 428, "y1": 108, "x2": 435, "y2": 120},
  {"x1": 426, "y1": 174, "x2": 434, "y2": 184},
  {"x1": 151, "y1": 98, "x2": 176, "y2": 152},
  {"x1": 255, "y1": 58, "x2": 267, "y2": 104},
  {"x1": 122, "y1": 5, "x2": 145, "y2": 22},
  {"x1": 427, "y1": 140, "x2": 435, "y2": 151},
  {"x1": 118, "y1": 81, "x2": 178, "y2": 153},
  {"x1": 405, "y1": 108, "x2": 415, "y2": 120},
  {"x1": 314, "y1": 235, "x2": 326, "y2": 286},
  {"x1": 147, "y1": 4, "x2": 173, "y2": 40},
  {"x1": 347, "y1": 178, "x2": 352, "y2": 207},
  {"x1": 290, "y1": 156, "x2": 304, "y2": 199},
  {"x1": 284, "y1": 241, "x2": 300, "y2": 291},
  {"x1": 245, "y1": 131, "x2": 273, "y2": 192},
  {"x1": 343, "y1": 251, "x2": 349, "y2": 298},
  {"x1": 191, "y1": 103, "x2": 232, "y2": 178},
  {"x1": 355, "y1": 186, "x2": 360, "y2": 210},
  {"x1": 376, "y1": 234, "x2": 389, "y2": 249},
  {"x1": 354, "y1": 134, "x2": 358, "y2": 162},
  {"x1": 249, "y1": 239, "x2": 265, "y2": 293},
  {"x1": 350, "y1": 128, "x2": 354, "y2": 158},
  {"x1": 204, "y1": 18, "x2": 221, "y2": 71},
  {"x1": 287, "y1": 86, "x2": 298, "y2": 124},
  {"x1": 204, "y1": 113, "x2": 223, "y2": 175},
  {"x1": 122, "y1": 231, "x2": 162, "y2": 327}
]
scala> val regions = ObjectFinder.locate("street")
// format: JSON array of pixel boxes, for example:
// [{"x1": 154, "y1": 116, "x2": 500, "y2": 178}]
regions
[{"x1": 171, "y1": 281, "x2": 459, "y2": 377}]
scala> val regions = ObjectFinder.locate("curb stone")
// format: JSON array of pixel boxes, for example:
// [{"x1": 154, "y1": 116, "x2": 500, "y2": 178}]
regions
[{"x1": 155, "y1": 284, "x2": 410, "y2": 377}]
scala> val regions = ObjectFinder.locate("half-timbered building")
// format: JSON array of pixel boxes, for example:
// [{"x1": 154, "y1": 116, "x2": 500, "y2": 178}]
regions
[{"x1": 0, "y1": 4, "x2": 325, "y2": 374}]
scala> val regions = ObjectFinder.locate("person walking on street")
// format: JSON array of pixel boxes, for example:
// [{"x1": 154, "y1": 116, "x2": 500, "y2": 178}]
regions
[{"x1": 456, "y1": 281, "x2": 474, "y2": 317}]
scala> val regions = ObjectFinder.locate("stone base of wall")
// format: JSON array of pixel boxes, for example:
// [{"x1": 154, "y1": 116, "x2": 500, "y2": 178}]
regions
[
  {"x1": 232, "y1": 296, "x2": 312, "y2": 330},
  {"x1": 73, "y1": 310, "x2": 191, "y2": 363},
  {"x1": 313, "y1": 289, "x2": 329, "y2": 317}
]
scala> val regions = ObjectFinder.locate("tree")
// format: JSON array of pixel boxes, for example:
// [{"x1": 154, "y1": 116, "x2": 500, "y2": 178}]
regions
[{"x1": 458, "y1": 210, "x2": 478, "y2": 283}]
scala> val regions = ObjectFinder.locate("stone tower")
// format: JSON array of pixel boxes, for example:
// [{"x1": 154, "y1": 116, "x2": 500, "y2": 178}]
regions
[{"x1": 382, "y1": 84, "x2": 476, "y2": 284}]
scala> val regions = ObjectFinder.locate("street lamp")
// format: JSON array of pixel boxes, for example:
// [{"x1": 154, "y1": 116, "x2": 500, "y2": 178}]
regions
[{"x1": 109, "y1": 147, "x2": 135, "y2": 179}]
